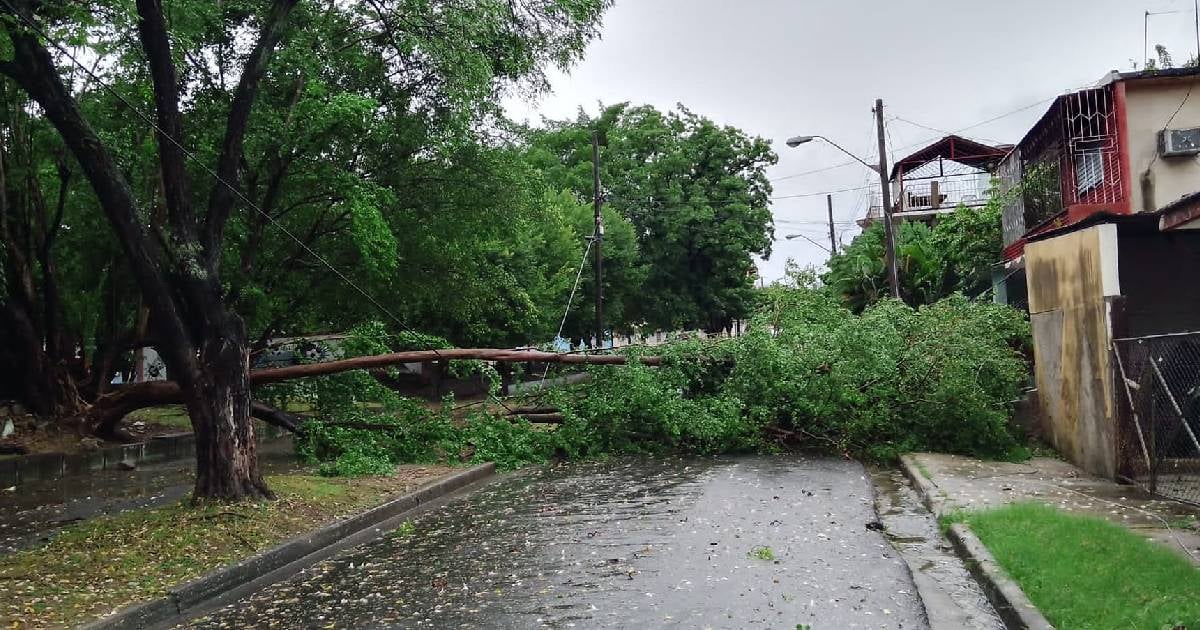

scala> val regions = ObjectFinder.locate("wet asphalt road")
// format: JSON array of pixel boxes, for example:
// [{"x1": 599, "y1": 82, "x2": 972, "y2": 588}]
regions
[{"x1": 188, "y1": 456, "x2": 927, "y2": 629}]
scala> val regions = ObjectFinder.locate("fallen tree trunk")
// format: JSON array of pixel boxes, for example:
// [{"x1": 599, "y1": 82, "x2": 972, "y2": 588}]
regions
[
  {"x1": 251, "y1": 348, "x2": 660, "y2": 386},
  {"x1": 91, "y1": 391, "x2": 307, "y2": 438},
  {"x1": 249, "y1": 401, "x2": 305, "y2": 434},
  {"x1": 508, "y1": 406, "x2": 560, "y2": 415},
  {"x1": 91, "y1": 381, "x2": 188, "y2": 439},
  {"x1": 511, "y1": 413, "x2": 564, "y2": 424},
  {"x1": 83, "y1": 348, "x2": 657, "y2": 435}
]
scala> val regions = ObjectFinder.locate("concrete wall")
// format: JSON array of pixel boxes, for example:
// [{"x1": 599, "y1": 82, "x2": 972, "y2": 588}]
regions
[
  {"x1": 1025, "y1": 224, "x2": 1121, "y2": 478},
  {"x1": 1124, "y1": 77, "x2": 1200, "y2": 213}
]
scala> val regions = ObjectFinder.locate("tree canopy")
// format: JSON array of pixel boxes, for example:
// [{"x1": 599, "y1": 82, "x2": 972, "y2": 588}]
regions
[
  {"x1": 526, "y1": 103, "x2": 777, "y2": 335},
  {"x1": 822, "y1": 189, "x2": 1006, "y2": 312},
  {"x1": 0, "y1": 0, "x2": 799, "y2": 500},
  {"x1": 0, "y1": 0, "x2": 614, "y2": 498}
]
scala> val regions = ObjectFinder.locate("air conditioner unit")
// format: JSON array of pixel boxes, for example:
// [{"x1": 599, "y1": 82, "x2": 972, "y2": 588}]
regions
[{"x1": 1158, "y1": 127, "x2": 1200, "y2": 157}]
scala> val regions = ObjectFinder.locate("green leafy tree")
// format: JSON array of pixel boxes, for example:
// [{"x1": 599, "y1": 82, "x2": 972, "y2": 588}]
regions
[
  {"x1": 823, "y1": 178, "x2": 1021, "y2": 311},
  {"x1": 526, "y1": 103, "x2": 777, "y2": 334},
  {"x1": 557, "y1": 196, "x2": 644, "y2": 346},
  {"x1": 0, "y1": 0, "x2": 611, "y2": 500}
]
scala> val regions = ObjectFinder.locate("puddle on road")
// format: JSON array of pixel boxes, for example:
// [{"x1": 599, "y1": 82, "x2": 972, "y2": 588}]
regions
[
  {"x1": 869, "y1": 467, "x2": 1004, "y2": 630},
  {"x1": 0, "y1": 439, "x2": 302, "y2": 553}
]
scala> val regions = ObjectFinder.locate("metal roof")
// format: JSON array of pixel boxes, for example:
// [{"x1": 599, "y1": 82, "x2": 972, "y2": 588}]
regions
[{"x1": 889, "y1": 135, "x2": 1010, "y2": 181}]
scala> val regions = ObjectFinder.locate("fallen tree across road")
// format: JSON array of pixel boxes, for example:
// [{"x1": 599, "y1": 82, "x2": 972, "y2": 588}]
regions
[{"x1": 87, "y1": 349, "x2": 659, "y2": 437}]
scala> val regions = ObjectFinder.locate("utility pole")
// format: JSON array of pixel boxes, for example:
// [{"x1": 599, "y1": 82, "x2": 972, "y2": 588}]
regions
[
  {"x1": 825, "y1": 194, "x2": 837, "y2": 256},
  {"x1": 874, "y1": 98, "x2": 901, "y2": 299},
  {"x1": 592, "y1": 131, "x2": 604, "y2": 348}
]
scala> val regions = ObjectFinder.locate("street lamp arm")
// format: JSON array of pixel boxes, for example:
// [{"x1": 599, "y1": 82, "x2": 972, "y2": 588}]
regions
[
  {"x1": 783, "y1": 232, "x2": 832, "y2": 254},
  {"x1": 809, "y1": 135, "x2": 879, "y2": 173}
]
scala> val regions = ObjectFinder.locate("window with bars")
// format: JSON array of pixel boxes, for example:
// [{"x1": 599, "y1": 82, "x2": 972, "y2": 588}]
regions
[{"x1": 1075, "y1": 141, "x2": 1106, "y2": 195}]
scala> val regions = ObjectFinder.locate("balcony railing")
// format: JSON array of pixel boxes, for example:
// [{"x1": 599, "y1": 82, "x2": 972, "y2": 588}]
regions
[
  {"x1": 859, "y1": 175, "x2": 990, "y2": 226},
  {"x1": 899, "y1": 175, "x2": 990, "y2": 211}
]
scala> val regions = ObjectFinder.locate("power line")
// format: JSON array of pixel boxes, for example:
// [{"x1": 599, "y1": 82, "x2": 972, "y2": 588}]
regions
[
  {"x1": 537, "y1": 234, "x2": 595, "y2": 385},
  {"x1": 770, "y1": 160, "x2": 861, "y2": 182},
  {"x1": 607, "y1": 184, "x2": 872, "y2": 211},
  {"x1": 889, "y1": 115, "x2": 1007, "y2": 148},
  {"x1": 771, "y1": 185, "x2": 872, "y2": 200},
  {"x1": 775, "y1": 217, "x2": 857, "y2": 227},
  {"x1": 770, "y1": 94, "x2": 1057, "y2": 183},
  {"x1": 2, "y1": 1, "x2": 444, "y2": 355},
  {"x1": 949, "y1": 96, "x2": 1057, "y2": 135}
]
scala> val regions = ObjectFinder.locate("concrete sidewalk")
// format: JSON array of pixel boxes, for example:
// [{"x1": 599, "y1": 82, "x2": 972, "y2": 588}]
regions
[{"x1": 902, "y1": 452, "x2": 1200, "y2": 567}]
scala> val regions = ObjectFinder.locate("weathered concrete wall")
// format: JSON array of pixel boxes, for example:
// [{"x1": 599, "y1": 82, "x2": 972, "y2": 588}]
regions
[
  {"x1": 1125, "y1": 78, "x2": 1200, "y2": 213},
  {"x1": 1026, "y1": 224, "x2": 1120, "y2": 478}
]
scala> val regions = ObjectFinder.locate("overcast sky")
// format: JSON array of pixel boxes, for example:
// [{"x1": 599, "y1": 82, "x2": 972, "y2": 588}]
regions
[{"x1": 505, "y1": 0, "x2": 1200, "y2": 282}]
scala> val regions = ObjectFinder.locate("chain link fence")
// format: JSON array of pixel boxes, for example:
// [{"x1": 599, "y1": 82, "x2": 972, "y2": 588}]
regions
[{"x1": 1113, "y1": 332, "x2": 1200, "y2": 506}]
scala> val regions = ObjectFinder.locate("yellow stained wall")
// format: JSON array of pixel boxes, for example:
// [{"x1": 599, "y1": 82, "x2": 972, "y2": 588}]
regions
[
  {"x1": 1124, "y1": 77, "x2": 1200, "y2": 213},
  {"x1": 1026, "y1": 224, "x2": 1120, "y2": 478}
]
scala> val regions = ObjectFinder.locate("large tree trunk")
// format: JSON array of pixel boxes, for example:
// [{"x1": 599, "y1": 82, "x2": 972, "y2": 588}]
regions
[
  {"x1": 186, "y1": 319, "x2": 270, "y2": 501},
  {"x1": 1, "y1": 0, "x2": 298, "y2": 501}
]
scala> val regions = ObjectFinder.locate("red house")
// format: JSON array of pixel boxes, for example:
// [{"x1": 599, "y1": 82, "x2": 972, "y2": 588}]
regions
[{"x1": 998, "y1": 67, "x2": 1200, "y2": 264}]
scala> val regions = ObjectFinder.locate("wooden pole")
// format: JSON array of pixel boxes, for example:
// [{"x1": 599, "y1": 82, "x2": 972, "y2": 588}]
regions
[
  {"x1": 826, "y1": 194, "x2": 837, "y2": 255},
  {"x1": 592, "y1": 131, "x2": 604, "y2": 348},
  {"x1": 875, "y1": 98, "x2": 901, "y2": 299}
]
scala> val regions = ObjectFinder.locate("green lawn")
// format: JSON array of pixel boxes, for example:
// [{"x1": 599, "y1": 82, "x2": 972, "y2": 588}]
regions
[
  {"x1": 125, "y1": 404, "x2": 192, "y2": 429},
  {"x1": 949, "y1": 503, "x2": 1200, "y2": 630}
]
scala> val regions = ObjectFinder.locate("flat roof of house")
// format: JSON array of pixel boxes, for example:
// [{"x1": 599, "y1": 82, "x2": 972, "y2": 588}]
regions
[
  {"x1": 1103, "y1": 65, "x2": 1200, "y2": 85},
  {"x1": 1025, "y1": 210, "x2": 1165, "y2": 244}
]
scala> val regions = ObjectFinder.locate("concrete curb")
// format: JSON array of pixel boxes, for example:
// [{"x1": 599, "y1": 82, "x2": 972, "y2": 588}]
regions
[
  {"x1": 899, "y1": 454, "x2": 1054, "y2": 630},
  {"x1": 947, "y1": 524, "x2": 1054, "y2": 630},
  {"x1": 898, "y1": 453, "x2": 946, "y2": 517},
  {"x1": 79, "y1": 462, "x2": 496, "y2": 630}
]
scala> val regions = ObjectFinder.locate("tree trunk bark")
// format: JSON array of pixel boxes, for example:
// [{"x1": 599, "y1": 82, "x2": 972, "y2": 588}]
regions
[{"x1": 186, "y1": 325, "x2": 271, "y2": 501}]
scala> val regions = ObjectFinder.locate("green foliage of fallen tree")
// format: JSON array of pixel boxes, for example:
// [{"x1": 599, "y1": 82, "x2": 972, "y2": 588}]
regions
[{"x1": 282, "y1": 290, "x2": 1031, "y2": 474}]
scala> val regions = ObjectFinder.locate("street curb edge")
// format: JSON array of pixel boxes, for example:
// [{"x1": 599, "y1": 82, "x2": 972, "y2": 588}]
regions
[
  {"x1": 946, "y1": 523, "x2": 1055, "y2": 630},
  {"x1": 900, "y1": 454, "x2": 1053, "y2": 630},
  {"x1": 898, "y1": 453, "x2": 945, "y2": 517}
]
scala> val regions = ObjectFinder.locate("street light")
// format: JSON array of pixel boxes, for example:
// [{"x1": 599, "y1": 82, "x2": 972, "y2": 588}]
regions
[
  {"x1": 784, "y1": 100, "x2": 899, "y2": 300},
  {"x1": 784, "y1": 135, "x2": 879, "y2": 173},
  {"x1": 782, "y1": 232, "x2": 831, "y2": 254}
]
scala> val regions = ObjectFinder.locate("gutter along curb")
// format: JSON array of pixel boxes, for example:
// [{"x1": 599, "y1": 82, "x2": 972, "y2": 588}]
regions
[
  {"x1": 79, "y1": 462, "x2": 497, "y2": 630},
  {"x1": 899, "y1": 454, "x2": 1054, "y2": 630}
]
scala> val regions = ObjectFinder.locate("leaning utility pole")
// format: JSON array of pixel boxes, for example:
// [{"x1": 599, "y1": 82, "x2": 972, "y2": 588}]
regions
[
  {"x1": 874, "y1": 98, "x2": 901, "y2": 299},
  {"x1": 592, "y1": 131, "x2": 604, "y2": 348},
  {"x1": 825, "y1": 194, "x2": 838, "y2": 256}
]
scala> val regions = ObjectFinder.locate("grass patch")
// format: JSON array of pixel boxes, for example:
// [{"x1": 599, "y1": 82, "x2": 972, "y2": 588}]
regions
[
  {"x1": 125, "y1": 404, "x2": 192, "y2": 429},
  {"x1": 0, "y1": 466, "x2": 451, "y2": 628},
  {"x1": 946, "y1": 502, "x2": 1200, "y2": 629}
]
